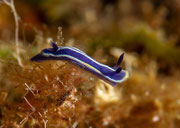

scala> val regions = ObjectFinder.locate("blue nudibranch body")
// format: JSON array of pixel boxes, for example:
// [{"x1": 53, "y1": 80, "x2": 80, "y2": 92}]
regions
[{"x1": 31, "y1": 42, "x2": 129, "y2": 86}]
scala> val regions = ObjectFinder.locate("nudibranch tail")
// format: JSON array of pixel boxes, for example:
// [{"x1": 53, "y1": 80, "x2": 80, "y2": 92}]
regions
[
  {"x1": 30, "y1": 42, "x2": 129, "y2": 86},
  {"x1": 51, "y1": 42, "x2": 58, "y2": 51},
  {"x1": 31, "y1": 53, "x2": 48, "y2": 62}
]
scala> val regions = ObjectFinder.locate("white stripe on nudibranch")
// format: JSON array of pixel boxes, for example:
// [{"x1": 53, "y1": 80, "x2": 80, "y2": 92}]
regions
[
  {"x1": 43, "y1": 52, "x2": 102, "y2": 74},
  {"x1": 58, "y1": 47, "x2": 116, "y2": 72}
]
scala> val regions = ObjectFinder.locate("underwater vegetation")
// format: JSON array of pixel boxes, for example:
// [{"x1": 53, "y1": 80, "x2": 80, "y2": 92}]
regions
[{"x1": 1, "y1": 40, "x2": 180, "y2": 128}]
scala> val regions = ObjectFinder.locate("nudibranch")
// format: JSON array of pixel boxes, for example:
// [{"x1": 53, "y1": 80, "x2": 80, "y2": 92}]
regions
[{"x1": 31, "y1": 42, "x2": 129, "y2": 86}]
